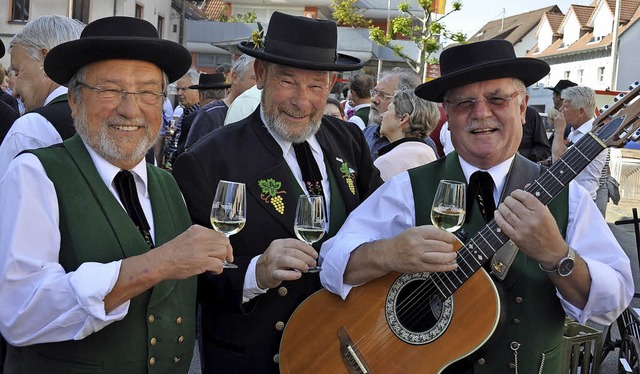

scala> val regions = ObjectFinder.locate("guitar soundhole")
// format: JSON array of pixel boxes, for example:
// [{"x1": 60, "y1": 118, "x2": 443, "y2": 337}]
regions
[{"x1": 386, "y1": 273, "x2": 454, "y2": 345}]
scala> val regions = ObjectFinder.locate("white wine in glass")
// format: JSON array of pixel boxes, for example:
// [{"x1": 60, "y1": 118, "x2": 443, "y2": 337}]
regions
[
  {"x1": 431, "y1": 180, "x2": 466, "y2": 233},
  {"x1": 210, "y1": 180, "x2": 246, "y2": 269},
  {"x1": 294, "y1": 195, "x2": 327, "y2": 273}
]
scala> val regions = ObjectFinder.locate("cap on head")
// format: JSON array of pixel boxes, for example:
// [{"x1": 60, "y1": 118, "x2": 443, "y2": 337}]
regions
[
  {"x1": 237, "y1": 11, "x2": 364, "y2": 72},
  {"x1": 546, "y1": 79, "x2": 577, "y2": 94},
  {"x1": 415, "y1": 40, "x2": 550, "y2": 102},
  {"x1": 44, "y1": 16, "x2": 192, "y2": 85},
  {"x1": 188, "y1": 72, "x2": 231, "y2": 90}
]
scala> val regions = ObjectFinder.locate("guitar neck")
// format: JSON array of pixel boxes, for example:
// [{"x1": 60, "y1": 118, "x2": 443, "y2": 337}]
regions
[{"x1": 433, "y1": 134, "x2": 605, "y2": 299}]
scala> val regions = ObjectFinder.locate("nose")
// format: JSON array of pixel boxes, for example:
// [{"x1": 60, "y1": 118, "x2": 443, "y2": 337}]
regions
[
  {"x1": 469, "y1": 98, "x2": 493, "y2": 119},
  {"x1": 116, "y1": 91, "x2": 143, "y2": 118}
]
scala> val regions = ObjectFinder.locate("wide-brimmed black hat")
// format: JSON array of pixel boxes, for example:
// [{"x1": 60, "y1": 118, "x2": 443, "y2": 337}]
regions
[
  {"x1": 237, "y1": 11, "x2": 364, "y2": 72},
  {"x1": 415, "y1": 40, "x2": 550, "y2": 102},
  {"x1": 545, "y1": 79, "x2": 577, "y2": 94},
  {"x1": 189, "y1": 72, "x2": 231, "y2": 90},
  {"x1": 44, "y1": 16, "x2": 191, "y2": 85}
]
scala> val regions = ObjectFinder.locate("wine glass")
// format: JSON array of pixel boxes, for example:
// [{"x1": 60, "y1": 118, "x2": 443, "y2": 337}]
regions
[
  {"x1": 294, "y1": 195, "x2": 327, "y2": 273},
  {"x1": 431, "y1": 180, "x2": 466, "y2": 232},
  {"x1": 210, "y1": 180, "x2": 246, "y2": 269}
]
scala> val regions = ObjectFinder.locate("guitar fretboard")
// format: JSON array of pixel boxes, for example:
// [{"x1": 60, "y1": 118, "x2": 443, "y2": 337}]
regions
[{"x1": 430, "y1": 133, "x2": 606, "y2": 299}]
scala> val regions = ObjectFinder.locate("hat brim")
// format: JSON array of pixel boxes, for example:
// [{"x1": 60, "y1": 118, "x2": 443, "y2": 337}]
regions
[
  {"x1": 237, "y1": 42, "x2": 364, "y2": 72},
  {"x1": 44, "y1": 37, "x2": 192, "y2": 85},
  {"x1": 189, "y1": 83, "x2": 231, "y2": 90},
  {"x1": 415, "y1": 58, "x2": 550, "y2": 102},
  {"x1": 545, "y1": 87, "x2": 560, "y2": 93},
  {"x1": 0, "y1": 40, "x2": 4, "y2": 59}
]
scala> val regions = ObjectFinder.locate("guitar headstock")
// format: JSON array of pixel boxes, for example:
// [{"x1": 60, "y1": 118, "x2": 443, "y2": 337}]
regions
[{"x1": 594, "y1": 82, "x2": 640, "y2": 148}]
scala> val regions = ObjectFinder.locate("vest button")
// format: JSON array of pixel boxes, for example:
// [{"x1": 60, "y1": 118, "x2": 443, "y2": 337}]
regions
[
  {"x1": 515, "y1": 296, "x2": 523, "y2": 304},
  {"x1": 273, "y1": 354, "x2": 280, "y2": 363},
  {"x1": 508, "y1": 363, "x2": 516, "y2": 369},
  {"x1": 150, "y1": 337, "x2": 157, "y2": 346},
  {"x1": 512, "y1": 318, "x2": 520, "y2": 324},
  {"x1": 477, "y1": 358, "x2": 486, "y2": 365},
  {"x1": 149, "y1": 357, "x2": 156, "y2": 365},
  {"x1": 178, "y1": 335, "x2": 185, "y2": 343},
  {"x1": 174, "y1": 357, "x2": 181, "y2": 364},
  {"x1": 275, "y1": 321, "x2": 285, "y2": 331},
  {"x1": 176, "y1": 316, "x2": 183, "y2": 324},
  {"x1": 278, "y1": 287, "x2": 288, "y2": 297},
  {"x1": 148, "y1": 314, "x2": 155, "y2": 323}
]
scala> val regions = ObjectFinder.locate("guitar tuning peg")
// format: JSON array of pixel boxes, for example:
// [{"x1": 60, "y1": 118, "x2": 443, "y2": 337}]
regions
[
  {"x1": 614, "y1": 96, "x2": 619, "y2": 102},
  {"x1": 632, "y1": 82, "x2": 640, "y2": 90}
]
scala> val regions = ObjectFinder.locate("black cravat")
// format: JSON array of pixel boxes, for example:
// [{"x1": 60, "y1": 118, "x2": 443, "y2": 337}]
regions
[
  {"x1": 113, "y1": 170, "x2": 154, "y2": 248},
  {"x1": 466, "y1": 171, "x2": 496, "y2": 223},
  {"x1": 293, "y1": 141, "x2": 325, "y2": 198}
]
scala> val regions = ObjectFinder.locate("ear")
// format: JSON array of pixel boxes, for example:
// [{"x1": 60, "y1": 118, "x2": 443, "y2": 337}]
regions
[
  {"x1": 329, "y1": 73, "x2": 338, "y2": 91},
  {"x1": 398, "y1": 113, "x2": 410, "y2": 129},
  {"x1": 519, "y1": 94, "x2": 529, "y2": 125},
  {"x1": 68, "y1": 90, "x2": 79, "y2": 119},
  {"x1": 254, "y1": 59, "x2": 266, "y2": 89}
]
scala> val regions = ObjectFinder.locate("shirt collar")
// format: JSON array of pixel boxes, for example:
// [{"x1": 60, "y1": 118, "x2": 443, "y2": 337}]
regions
[
  {"x1": 458, "y1": 155, "x2": 515, "y2": 199},
  {"x1": 44, "y1": 86, "x2": 68, "y2": 106},
  {"x1": 568, "y1": 117, "x2": 594, "y2": 143},
  {"x1": 82, "y1": 138, "x2": 149, "y2": 198}
]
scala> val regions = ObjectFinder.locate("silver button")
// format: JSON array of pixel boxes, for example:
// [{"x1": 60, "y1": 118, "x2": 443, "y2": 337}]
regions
[
  {"x1": 273, "y1": 354, "x2": 280, "y2": 363},
  {"x1": 278, "y1": 287, "x2": 288, "y2": 297},
  {"x1": 275, "y1": 321, "x2": 285, "y2": 331}
]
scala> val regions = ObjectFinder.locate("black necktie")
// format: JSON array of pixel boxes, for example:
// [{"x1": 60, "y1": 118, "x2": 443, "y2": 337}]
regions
[
  {"x1": 293, "y1": 141, "x2": 325, "y2": 198},
  {"x1": 113, "y1": 170, "x2": 154, "y2": 248},
  {"x1": 466, "y1": 171, "x2": 496, "y2": 223}
]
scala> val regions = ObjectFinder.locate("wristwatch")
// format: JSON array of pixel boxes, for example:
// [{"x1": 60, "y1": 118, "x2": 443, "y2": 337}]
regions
[{"x1": 539, "y1": 247, "x2": 576, "y2": 277}]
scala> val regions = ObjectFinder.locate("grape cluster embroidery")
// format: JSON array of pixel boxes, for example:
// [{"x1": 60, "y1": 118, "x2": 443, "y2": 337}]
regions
[{"x1": 258, "y1": 178, "x2": 286, "y2": 214}]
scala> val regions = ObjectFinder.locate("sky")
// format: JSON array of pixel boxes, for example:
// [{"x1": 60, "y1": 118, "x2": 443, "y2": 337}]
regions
[{"x1": 441, "y1": 0, "x2": 594, "y2": 38}]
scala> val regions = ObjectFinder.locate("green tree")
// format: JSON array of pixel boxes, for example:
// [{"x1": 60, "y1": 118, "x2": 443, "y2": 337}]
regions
[
  {"x1": 216, "y1": 7, "x2": 257, "y2": 23},
  {"x1": 333, "y1": 0, "x2": 466, "y2": 81}
]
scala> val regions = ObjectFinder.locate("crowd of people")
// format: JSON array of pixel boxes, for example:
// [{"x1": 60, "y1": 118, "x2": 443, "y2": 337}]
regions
[{"x1": 0, "y1": 11, "x2": 633, "y2": 374}]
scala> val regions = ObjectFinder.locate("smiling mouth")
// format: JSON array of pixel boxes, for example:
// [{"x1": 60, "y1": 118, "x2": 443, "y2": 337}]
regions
[
  {"x1": 471, "y1": 128, "x2": 497, "y2": 134},
  {"x1": 113, "y1": 125, "x2": 141, "y2": 131}
]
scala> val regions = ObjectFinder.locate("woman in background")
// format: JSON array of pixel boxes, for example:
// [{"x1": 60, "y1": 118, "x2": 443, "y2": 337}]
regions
[
  {"x1": 324, "y1": 97, "x2": 346, "y2": 121},
  {"x1": 375, "y1": 89, "x2": 439, "y2": 181}
]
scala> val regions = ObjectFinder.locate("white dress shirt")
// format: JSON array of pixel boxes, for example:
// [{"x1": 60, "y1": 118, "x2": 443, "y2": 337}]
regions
[
  {"x1": 0, "y1": 86, "x2": 69, "y2": 178},
  {"x1": 242, "y1": 109, "x2": 331, "y2": 303},
  {"x1": 567, "y1": 118, "x2": 608, "y2": 199},
  {"x1": 0, "y1": 140, "x2": 154, "y2": 346},
  {"x1": 320, "y1": 155, "x2": 633, "y2": 326}
]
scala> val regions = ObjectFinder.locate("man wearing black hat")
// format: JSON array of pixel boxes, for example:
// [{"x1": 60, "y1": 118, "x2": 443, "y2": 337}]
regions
[
  {"x1": 172, "y1": 11, "x2": 381, "y2": 373},
  {"x1": 547, "y1": 79, "x2": 578, "y2": 111},
  {"x1": 173, "y1": 72, "x2": 231, "y2": 158},
  {"x1": 0, "y1": 17, "x2": 232, "y2": 373},
  {"x1": 321, "y1": 39, "x2": 632, "y2": 373},
  {"x1": 185, "y1": 54, "x2": 256, "y2": 149}
]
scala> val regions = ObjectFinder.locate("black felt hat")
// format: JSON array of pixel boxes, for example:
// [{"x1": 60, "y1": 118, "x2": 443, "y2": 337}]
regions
[
  {"x1": 237, "y1": 12, "x2": 364, "y2": 72},
  {"x1": 545, "y1": 79, "x2": 577, "y2": 94},
  {"x1": 44, "y1": 16, "x2": 192, "y2": 85},
  {"x1": 189, "y1": 72, "x2": 231, "y2": 90},
  {"x1": 415, "y1": 40, "x2": 550, "y2": 102}
]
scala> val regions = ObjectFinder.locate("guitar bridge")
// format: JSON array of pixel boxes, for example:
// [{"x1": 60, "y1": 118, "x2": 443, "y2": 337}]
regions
[{"x1": 338, "y1": 326, "x2": 372, "y2": 374}]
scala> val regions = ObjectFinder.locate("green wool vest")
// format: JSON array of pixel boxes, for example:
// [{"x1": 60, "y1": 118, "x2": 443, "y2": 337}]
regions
[
  {"x1": 408, "y1": 153, "x2": 569, "y2": 374},
  {"x1": 19, "y1": 135, "x2": 195, "y2": 374}
]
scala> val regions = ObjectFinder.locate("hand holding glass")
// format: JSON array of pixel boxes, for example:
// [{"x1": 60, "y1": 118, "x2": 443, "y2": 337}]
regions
[
  {"x1": 210, "y1": 180, "x2": 246, "y2": 269},
  {"x1": 294, "y1": 195, "x2": 327, "y2": 273},
  {"x1": 431, "y1": 180, "x2": 466, "y2": 232}
]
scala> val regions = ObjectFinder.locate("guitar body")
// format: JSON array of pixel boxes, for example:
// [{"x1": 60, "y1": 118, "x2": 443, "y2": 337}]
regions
[{"x1": 280, "y1": 269, "x2": 499, "y2": 373}]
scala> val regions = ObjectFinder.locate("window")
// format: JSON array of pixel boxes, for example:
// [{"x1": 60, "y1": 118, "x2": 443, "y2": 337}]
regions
[
  {"x1": 11, "y1": 0, "x2": 29, "y2": 22},
  {"x1": 598, "y1": 67, "x2": 605, "y2": 82},
  {"x1": 135, "y1": 3, "x2": 143, "y2": 19},
  {"x1": 196, "y1": 53, "x2": 231, "y2": 68},
  {"x1": 73, "y1": 0, "x2": 90, "y2": 24},
  {"x1": 564, "y1": 71, "x2": 570, "y2": 79},
  {"x1": 157, "y1": 16, "x2": 165, "y2": 38},
  {"x1": 578, "y1": 69, "x2": 584, "y2": 83},
  {"x1": 172, "y1": 24, "x2": 178, "y2": 33}
]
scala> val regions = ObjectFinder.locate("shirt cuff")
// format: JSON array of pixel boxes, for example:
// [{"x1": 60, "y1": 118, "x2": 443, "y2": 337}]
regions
[
  {"x1": 320, "y1": 233, "x2": 370, "y2": 300},
  {"x1": 243, "y1": 255, "x2": 268, "y2": 303}
]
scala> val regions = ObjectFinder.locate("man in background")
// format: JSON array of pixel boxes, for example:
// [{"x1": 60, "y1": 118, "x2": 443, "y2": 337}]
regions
[
  {"x1": 163, "y1": 68, "x2": 200, "y2": 169},
  {"x1": 518, "y1": 106, "x2": 551, "y2": 162},
  {"x1": 346, "y1": 74, "x2": 373, "y2": 130},
  {"x1": 0, "y1": 15, "x2": 84, "y2": 177}
]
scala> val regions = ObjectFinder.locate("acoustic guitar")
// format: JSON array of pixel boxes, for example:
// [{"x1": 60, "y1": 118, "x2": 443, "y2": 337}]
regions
[{"x1": 280, "y1": 82, "x2": 640, "y2": 374}]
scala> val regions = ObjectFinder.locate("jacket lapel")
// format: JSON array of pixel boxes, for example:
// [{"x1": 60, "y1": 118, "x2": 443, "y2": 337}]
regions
[{"x1": 63, "y1": 135, "x2": 152, "y2": 260}]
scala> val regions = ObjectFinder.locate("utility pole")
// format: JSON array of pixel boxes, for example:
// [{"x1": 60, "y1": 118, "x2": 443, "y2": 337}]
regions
[
  {"x1": 179, "y1": 0, "x2": 186, "y2": 46},
  {"x1": 610, "y1": 0, "x2": 622, "y2": 90},
  {"x1": 377, "y1": 0, "x2": 391, "y2": 80}
]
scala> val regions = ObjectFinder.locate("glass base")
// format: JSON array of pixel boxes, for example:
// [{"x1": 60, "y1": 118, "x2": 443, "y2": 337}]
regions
[
  {"x1": 222, "y1": 261, "x2": 238, "y2": 269},
  {"x1": 307, "y1": 266, "x2": 321, "y2": 273}
]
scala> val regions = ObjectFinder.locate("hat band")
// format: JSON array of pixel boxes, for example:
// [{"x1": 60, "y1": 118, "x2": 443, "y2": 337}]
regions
[{"x1": 264, "y1": 38, "x2": 337, "y2": 64}]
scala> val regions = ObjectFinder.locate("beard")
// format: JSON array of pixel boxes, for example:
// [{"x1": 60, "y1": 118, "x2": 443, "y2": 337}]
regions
[
  {"x1": 261, "y1": 91, "x2": 322, "y2": 144},
  {"x1": 369, "y1": 106, "x2": 382, "y2": 126},
  {"x1": 74, "y1": 104, "x2": 156, "y2": 166}
]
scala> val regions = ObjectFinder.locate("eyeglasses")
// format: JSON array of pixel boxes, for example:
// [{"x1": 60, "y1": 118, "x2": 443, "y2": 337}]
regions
[
  {"x1": 445, "y1": 90, "x2": 522, "y2": 112},
  {"x1": 370, "y1": 88, "x2": 394, "y2": 101},
  {"x1": 77, "y1": 81, "x2": 166, "y2": 106}
]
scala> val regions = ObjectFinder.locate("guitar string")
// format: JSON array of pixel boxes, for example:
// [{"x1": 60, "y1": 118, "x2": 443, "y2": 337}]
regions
[{"x1": 349, "y1": 135, "x2": 607, "y2": 358}]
